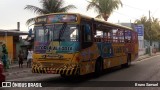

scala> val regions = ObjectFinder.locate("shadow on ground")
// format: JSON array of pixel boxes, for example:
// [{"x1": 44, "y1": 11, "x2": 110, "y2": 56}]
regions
[{"x1": 39, "y1": 65, "x2": 135, "y2": 87}]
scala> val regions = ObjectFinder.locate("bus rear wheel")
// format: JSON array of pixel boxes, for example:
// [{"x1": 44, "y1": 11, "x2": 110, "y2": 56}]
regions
[{"x1": 122, "y1": 54, "x2": 131, "y2": 68}]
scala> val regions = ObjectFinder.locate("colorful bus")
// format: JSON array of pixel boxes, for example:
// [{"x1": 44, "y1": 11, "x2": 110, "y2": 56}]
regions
[{"x1": 32, "y1": 13, "x2": 138, "y2": 76}]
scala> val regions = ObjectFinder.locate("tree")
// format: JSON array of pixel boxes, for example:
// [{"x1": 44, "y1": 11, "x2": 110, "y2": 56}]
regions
[
  {"x1": 135, "y1": 16, "x2": 160, "y2": 41},
  {"x1": 24, "y1": 0, "x2": 76, "y2": 25},
  {"x1": 86, "y1": 0, "x2": 122, "y2": 21}
]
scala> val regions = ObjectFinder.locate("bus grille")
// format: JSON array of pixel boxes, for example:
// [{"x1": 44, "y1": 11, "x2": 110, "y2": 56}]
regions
[
  {"x1": 42, "y1": 62, "x2": 64, "y2": 68},
  {"x1": 32, "y1": 64, "x2": 80, "y2": 75}
]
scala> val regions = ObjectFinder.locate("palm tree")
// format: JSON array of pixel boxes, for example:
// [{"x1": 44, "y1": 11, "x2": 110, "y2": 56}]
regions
[
  {"x1": 24, "y1": 0, "x2": 76, "y2": 25},
  {"x1": 86, "y1": 0, "x2": 122, "y2": 21},
  {"x1": 135, "y1": 16, "x2": 160, "y2": 41}
]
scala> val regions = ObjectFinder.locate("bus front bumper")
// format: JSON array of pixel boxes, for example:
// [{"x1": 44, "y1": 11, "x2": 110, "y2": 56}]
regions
[{"x1": 32, "y1": 64, "x2": 80, "y2": 75}]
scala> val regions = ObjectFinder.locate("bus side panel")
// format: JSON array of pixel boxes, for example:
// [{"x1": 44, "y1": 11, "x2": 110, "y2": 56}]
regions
[
  {"x1": 96, "y1": 42, "x2": 114, "y2": 58},
  {"x1": 106, "y1": 43, "x2": 127, "y2": 68},
  {"x1": 96, "y1": 42, "x2": 124, "y2": 69},
  {"x1": 79, "y1": 43, "x2": 100, "y2": 75}
]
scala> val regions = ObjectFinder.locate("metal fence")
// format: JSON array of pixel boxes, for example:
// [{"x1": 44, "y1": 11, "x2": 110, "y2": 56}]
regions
[{"x1": 144, "y1": 40, "x2": 160, "y2": 54}]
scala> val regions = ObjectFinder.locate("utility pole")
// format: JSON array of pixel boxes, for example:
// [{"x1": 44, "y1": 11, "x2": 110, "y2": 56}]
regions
[{"x1": 149, "y1": 10, "x2": 152, "y2": 55}]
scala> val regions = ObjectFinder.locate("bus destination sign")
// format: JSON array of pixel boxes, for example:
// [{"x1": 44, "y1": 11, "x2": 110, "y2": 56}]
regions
[
  {"x1": 36, "y1": 14, "x2": 77, "y2": 24},
  {"x1": 47, "y1": 14, "x2": 77, "y2": 23},
  {"x1": 36, "y1": 16, "x2": 47, "y2": 24}
]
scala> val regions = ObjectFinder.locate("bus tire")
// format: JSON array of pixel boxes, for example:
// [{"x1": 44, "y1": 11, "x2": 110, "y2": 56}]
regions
[
  {"x1": 94, "y1": 57, "x2": 103, "y2": 77},
  {"x1": 122, "y1": 54, "x2": 131, "y2": 68}
]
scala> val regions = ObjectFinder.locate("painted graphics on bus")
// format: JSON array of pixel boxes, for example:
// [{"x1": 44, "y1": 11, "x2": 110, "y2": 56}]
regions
[
  {"x1": 34, "y1": 41, "x2": 80, "y2": 53},
  {"x1": 34, "y1": 41, "x2": 80, "y2": 59}
]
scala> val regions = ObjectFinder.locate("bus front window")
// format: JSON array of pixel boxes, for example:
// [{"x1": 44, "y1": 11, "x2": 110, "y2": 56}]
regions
[
  {"x1": 53, "y1": 24, "x2": 79, "y2": 42},
  {"x1": 35, "y1": 28, "x2": 48, "y2": 42},
  {"x1": 35, "y1": 24, "x2": 79, "y2": 42}
]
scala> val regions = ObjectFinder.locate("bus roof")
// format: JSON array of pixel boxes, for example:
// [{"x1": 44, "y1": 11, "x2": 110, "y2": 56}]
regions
[
  {"x1": 79, "y1": 13, "x2": 133, "y2": 31},
  {"x1": 36, "y1": 12, "x2": 133, "y2": 31}
]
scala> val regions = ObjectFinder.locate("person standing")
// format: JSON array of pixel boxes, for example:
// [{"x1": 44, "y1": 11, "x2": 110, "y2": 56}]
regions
[
  {"x1": 1, "y1": 44, "x2": 8, "y2": 71},
  {"x1": 18, "y1": 50, "x2": 24, "y2": 68},
  {"x1": 27, "y1": 49, "x2": 33, "y2": 68}
]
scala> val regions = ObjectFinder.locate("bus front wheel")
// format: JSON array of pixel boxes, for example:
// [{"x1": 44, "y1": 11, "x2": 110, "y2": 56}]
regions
[{"x1": 122, "y1": 54, "x2": 131, "y2": 68}]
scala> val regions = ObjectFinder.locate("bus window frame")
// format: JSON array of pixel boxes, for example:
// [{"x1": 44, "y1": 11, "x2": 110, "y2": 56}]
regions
[
  {"x1": 124, "y1": 30, "x2": 132, "y2": 43},
  {"x1": 34, "y1": 25, "x2": 52, "y2": 42},
  {"x1": 80, "y1": 19, "x2": 93, "y2": 49}
]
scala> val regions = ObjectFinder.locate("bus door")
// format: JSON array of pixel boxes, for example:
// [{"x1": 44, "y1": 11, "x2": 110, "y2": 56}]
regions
[{"x1": 81, "y1": 23, "x2": 93, "y2": 49}]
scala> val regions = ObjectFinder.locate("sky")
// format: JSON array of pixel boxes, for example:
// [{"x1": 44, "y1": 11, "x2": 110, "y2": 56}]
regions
[{"x1": 0, "y1": 0, "x2": 160, "y2": 32}]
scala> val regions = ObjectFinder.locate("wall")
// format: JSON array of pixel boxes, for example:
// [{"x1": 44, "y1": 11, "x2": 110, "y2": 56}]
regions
[
  {"x1": 144, "y1": 40, "x2": 160, "y2": 54},
  {"x1": 0, "y1": 36, "x2": 13, "y2": 62},
  {"x1": 16, "y1": 39, "x2": 25, "y2": 60},
  {"x1": 138, "y1": 40, "x2": 145, "y2": 55}
]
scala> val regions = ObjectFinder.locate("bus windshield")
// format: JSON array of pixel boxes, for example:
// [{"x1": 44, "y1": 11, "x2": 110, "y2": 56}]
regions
[{"x1": 34, "y1": 24, "x2": 79, "y2": 42}]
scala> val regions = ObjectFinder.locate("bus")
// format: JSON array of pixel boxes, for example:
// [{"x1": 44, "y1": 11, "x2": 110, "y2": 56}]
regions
[{"x1": 32, "y1": 13, "x2": 138, "y2": 77}]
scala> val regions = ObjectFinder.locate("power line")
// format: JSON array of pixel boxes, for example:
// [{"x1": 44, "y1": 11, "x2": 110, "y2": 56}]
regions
[
  {"x1": 123, "y1": 3, "x2": 159, "y2": 17},
  {"x1": 113, "y1": 4, "x2": 156, "y2": 21},
  {"x1": 151, "y1": 8, "x2": 159, "y2": 17},
  {"x1": 113, "y1": 11, "x2": 138, "y2": 20},
  {"x1": 123, "y1": 4, "x2": 148, "y2": 12},
  {"x1": 111, "y1": 4, "x2": 160, "y2": 22}
]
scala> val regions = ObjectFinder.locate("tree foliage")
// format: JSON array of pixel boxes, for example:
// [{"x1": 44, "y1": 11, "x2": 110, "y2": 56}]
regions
[
  {"x1": 135, "y1": 16, "x2": 160, "y2": 41},
  {"x1": 86, "y1": 0, "x2": 122, "y2": 21},
  {"x1": 24, "y1": 0, "x2": 76, "y2": 25}
]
